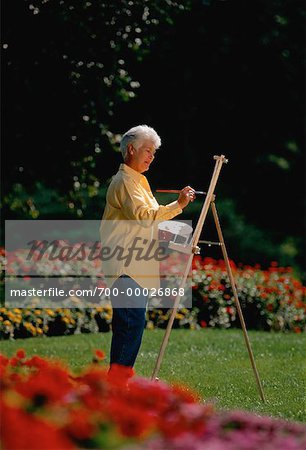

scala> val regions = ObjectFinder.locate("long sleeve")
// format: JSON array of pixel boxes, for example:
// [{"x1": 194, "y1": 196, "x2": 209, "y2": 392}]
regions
[{"x1": 118, "y1": 177, "x2": 182, "y2": 224}]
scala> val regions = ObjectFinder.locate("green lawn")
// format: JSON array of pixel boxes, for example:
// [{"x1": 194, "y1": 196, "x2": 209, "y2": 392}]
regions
[{"x1": 1, "y1": 329, "x2": 305, "y2": 423}]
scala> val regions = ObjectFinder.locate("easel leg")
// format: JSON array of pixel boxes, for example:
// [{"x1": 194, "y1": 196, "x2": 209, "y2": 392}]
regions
[
  {"x1": 151, "y1": 255, "x2": 193, "y2": 380},
  {"x1": 211, "y1": 201, "x2": 266, "y2": 403}
]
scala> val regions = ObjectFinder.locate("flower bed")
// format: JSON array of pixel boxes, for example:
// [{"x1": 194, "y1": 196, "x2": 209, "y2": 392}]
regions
[
  {"x1": 1, "y1": 250, "x2": 305, "y2": 339},
  {"x1": 190, "y1": 257, "x2": 306, "y2": 333},
  {"x1": 0, "y1": 306, "x2": 112, "y2": 340},
  {"x1": 1, "y1": 350, "x2": 306, "y2": 450}
]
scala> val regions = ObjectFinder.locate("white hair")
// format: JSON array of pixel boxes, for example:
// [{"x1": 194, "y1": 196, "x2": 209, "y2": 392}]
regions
[{"x1": 120, "y1": 125, "x2": 161, "y2": 159}]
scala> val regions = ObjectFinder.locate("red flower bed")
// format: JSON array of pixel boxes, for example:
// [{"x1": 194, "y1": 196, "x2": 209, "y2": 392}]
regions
[
  {"x1": 1, "y1": 349, "x2": 213, "y2": 449},
  {"x1": 190, "y1": 257, "x2": 306, "y2": 332},
  {"x1": 1, "y1": 350, "x2": 306, "y2": 450}
]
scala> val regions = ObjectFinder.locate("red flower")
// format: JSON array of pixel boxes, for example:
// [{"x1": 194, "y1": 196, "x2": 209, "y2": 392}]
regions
[
  {"x1": 125, "y1": 378, "x2": 171, "y2": 413},
  {"x1": 16, "y1": 349, "x2": 26, "y2": 359},
  {"x1": 0, "y1": 400, "x2": 75, "y2": 450},
  {"x1": 15, "y1": 366, "x2": 72, "y2": 406},
  {"x1": 94, "y1": 349, "x2": 105, "y2": 360},
  {"x1": 77, "y1": 367, "x2": 108, "y2": 391},
  {"x1": 200, "y1": 320, "x2": 207, "y2": 328},
  {"x1": 76, "y1": 367, "x2": 108, "y2": 411},
  {"x1": 24, "y1": 355, "x2": 49, "y2": 370},
  {"x1": 108, "y1": 363, "x2": 135, "y2": 385},
  {"x1": 107, "y1": 397, "x2": 153, "y2": 437},
  {"x1": 64, "y1": 409, "x2": 97, "y2": 441},
  {"x1": 9, "y1": 357, "x2": 20, "y2": 367},
  {"x1": 0, "y1": 354, "x2": 9, "y2": 367}
]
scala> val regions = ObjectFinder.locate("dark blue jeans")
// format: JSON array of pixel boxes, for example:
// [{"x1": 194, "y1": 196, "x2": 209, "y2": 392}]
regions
[{"x1": 110, "y1": 275, "x2": 147, "y2": 367}]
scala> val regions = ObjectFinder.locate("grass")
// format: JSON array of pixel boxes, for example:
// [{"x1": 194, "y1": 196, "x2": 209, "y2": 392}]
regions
[{"x1": 1, "y1": 329, "x2": 305, "y2": 423}]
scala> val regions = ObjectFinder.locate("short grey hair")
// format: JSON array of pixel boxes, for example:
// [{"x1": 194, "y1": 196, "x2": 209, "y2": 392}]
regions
[{"x1": 120, "y1": 125, "x2": 162, "y2": 159}]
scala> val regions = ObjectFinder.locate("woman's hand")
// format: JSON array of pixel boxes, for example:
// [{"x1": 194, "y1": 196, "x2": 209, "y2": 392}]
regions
[{"x1": 178, "y1": 186, "x2": 196, "y2": 209}]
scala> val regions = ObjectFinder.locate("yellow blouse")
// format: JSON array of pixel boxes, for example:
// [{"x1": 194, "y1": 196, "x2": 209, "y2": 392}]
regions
[{"x1": 99, "y1": 163, "x2": 182, "y2": 289}]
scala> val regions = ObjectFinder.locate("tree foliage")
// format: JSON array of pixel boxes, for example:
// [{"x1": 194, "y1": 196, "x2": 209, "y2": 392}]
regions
[{"x1": 3, "y1": 0, "x2": 188, "y2": 215}]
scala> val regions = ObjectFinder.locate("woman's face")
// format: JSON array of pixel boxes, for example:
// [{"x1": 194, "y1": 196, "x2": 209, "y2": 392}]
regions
[{"x1": 129, "y1": 140, "x2": 156, "y2": 173}]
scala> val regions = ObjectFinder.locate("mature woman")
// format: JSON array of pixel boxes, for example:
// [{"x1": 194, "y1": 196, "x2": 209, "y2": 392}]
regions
[{"x1": 100, "y1": 124, "x2": 195, "y2": 371}]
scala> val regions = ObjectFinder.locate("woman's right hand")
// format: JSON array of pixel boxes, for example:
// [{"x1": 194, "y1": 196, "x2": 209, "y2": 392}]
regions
[{"x1": 178, "y1": 186, "x2": 196, "y2": 209}]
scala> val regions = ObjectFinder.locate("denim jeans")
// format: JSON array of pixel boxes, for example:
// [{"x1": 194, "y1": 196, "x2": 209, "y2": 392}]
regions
[{"x1": 110, "y1": 275, "x2": 147, "y2": 367}]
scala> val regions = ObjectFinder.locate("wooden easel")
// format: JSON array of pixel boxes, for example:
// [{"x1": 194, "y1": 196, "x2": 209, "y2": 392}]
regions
[{"x1": 152, "y1": 155, "x2": 266, "y2": 403}]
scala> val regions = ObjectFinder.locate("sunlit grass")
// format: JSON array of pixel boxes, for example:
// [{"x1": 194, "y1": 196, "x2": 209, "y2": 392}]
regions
[{"x1": 1, "y1": 329, "x2": 305, "y2": 422}]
